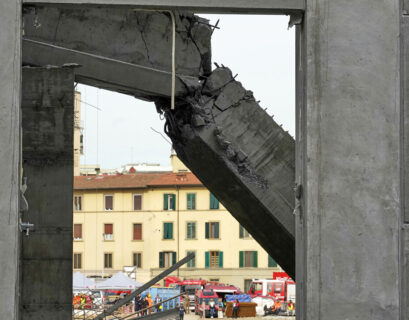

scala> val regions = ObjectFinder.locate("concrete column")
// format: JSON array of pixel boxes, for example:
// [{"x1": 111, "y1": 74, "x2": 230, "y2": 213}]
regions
[
  {"x1": 298, "y1": 1, "x2": 401, "y2": 319},
  {"x1": 21, "y1": 67, "x2": 74, "y2": 319},
  {"x1": 0, "y1": 1, "x2": 21, "y2": 319}
]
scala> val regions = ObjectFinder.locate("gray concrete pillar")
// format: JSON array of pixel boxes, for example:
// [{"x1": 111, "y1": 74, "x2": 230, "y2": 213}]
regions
[
  {"x1": 297, "y1": 1, "x2": 401, "y2": 319},
  {"x1": 0, "y1": 1, "x2": 21, "y2": 319},
  {"x1": 21, "y1": 67, "x2": 74, "y2": 319}
]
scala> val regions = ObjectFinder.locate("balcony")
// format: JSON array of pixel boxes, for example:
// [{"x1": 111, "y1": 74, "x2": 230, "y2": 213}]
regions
[{"x1": 104, "y1": 234, "x2": 114, "y2": 241}]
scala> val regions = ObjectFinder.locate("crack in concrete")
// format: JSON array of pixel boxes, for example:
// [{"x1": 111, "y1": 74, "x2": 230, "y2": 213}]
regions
[{"x1": 134, "y1": 13, "x2": 153, "y2": 67}]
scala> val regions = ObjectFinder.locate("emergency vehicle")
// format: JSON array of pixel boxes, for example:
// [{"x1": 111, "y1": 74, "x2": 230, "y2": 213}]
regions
[
  {"x1": 165, "y1": 277, "x2": 206, "y2": 311},
  {"x1": 194, "y1": 289, "x2": 220, "y2": 318},
  {"x1": 248, "y1": 272, "x2": 295, "y2": 304}
]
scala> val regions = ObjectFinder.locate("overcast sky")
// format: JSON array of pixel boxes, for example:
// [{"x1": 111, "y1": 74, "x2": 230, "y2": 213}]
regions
[{"x1": 77, "y1": 14, "x2": 295, "y2": 169}]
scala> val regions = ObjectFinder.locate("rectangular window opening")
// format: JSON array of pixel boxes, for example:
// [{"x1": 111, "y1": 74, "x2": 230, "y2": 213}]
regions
[
  {"x1": 104, "y1": 253, "x2": 113, "y2": 268},
  {"x1": 105, "y1": 195, "x2": 113, "y2": 211},
  {"x1": 205, "y1": 222, "x2": 220, "y2": 239},
  {"x1": 73, "y1": 253, "x2": 82, "y2": 269},
  {"x1": 74, "y1": 224, "x2": 82, "y2": 240},
  {"x1": 187, "y1": 193, "x2": 196, "y2": 210},
  {"x1": 104, "y1": 223, "x2": 114, "y2": 240},
  {"x1": 210, "y1": 193, "x2": 219, "y2": 210},
  {"x1": 74, "y1": 195, "x2": 82, "y2": 211},
  {"x1": 133, "y1": 252, "x2": 142, "y2": 268},
  {"x1": 186, "y1": 222, "x2": 196, "y2": 239},
  {"x1": 163, "y1": 194, "x2": 176, "y2": 210},
  {"x1": 186, "y1": 251, "x2": 196, "y2": 268},
  {"x1": 159, "y1": 251, "x2": 176, "y2": 268},
  {"x1": 133, "y1": 223, "x2": 142, "y2": 240},
  {"x1": 163, "y1": 222, "x2": 174, "y2": 239},
  {"x1": 133, "y1": 194, "x2": 142, "y2": 211}
]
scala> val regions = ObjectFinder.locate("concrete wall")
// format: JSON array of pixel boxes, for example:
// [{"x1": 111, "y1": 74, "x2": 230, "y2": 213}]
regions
[
  {"x1": 21, "y1": 67, "x2": 74, "y2": 319},
  {"x1": 298, "y1": 1, "x2": 401, "y2": 319},
  {"x1": 0, "y1": 1, "x2": 21, "y2": 319},
  {"x1": 402, "y1": 10, "x2": 409, "y2": 319}
]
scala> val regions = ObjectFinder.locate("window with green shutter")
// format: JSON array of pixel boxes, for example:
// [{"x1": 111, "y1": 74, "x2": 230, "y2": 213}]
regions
[
  {"x1": 163, "y1": 222, "x2": 173, "y2": 239},
  {"x1": 186, "y1": 251, "x2": 196, "y2": 268},
  {"x1": 205, "y1": 222, "x2": 219, "y2": 239},
  {"x1": 187, "y1": 193, "x2": 196, "y2": 210},
  {"x1": 239, "y1": 251, "x2": 258, "y2": 267},
  {"x1": 268, "y1": 255, "x2": 278, "y2": 267},
  {"x1": 186, "y1": 222, "x2": 196, "y2": 239},
  {"x1": 239, "y1": 225, "x2": 251, "y2": 238},
  {"x1": 160, "y1": 251, "x2": 176, "y2": 268},
  {"x1": 163, "y1": 194, "x2": 176, "y2": 210},
  {"x1": 210, "y1": 193, "x2": 219, "y2": 209},
  {"x1": 208, "y1": 251, "x2": 222, "y2": 268}
]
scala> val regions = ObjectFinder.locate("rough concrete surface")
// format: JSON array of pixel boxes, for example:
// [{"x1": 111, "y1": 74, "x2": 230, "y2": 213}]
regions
[
  {"x1": 23, "y1": 8, "x2": 211, "y2": 99},
  {"x1": 156, "y1": 67, "x2": 295, "y2": 278},
  {"x1": 22, "y1": 0, "x2": 305, "y2": 14},
  {"x1": 300, "y1": 0, "x2": 401, "y2": 319},
  {"x1": 0, "y1": 1, "x2": 21, "y2": 319},
  {"x1": 21, "y1": 67, "x2": 74, "y2": 319}
]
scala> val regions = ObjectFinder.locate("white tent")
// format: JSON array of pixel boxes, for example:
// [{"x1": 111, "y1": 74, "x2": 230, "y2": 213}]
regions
[
  {"x1": 96, "y1": 272, "x2": 143, "y2": 290},
  {"x1": 73, "y1": 272, "x2": 97, "y2": 290}
]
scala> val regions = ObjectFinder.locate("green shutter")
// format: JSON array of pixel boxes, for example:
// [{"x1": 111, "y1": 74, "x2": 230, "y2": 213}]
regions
[
  {"x1": 215, "y1": 222, "x2": 219, "y2": 238},
  {"x1": 210, "y1": 194, "x2": 219, "y2": 209},
  {"x1": 239, "y1": 225, "x2": 243, "y2": 238},
  {"x1": 268, "y1": 256, "x2": 277, "y2": 267},
  {"x1": 205, "y1": 223, "x2": 209, "y2": 239},
  {"x1": 171, "y1": 194, "x2": 176, "y2": 210},
  {"x1": 205, "y1": 251, "x2": 210, "y2": 268},
  {"x1": 239, "y1": 251, "x2": 244, "y2": 268},
  {"x1": 164, "y1": 194, "x2": 168, "y2": 210},
  {"x1": 192, "y1": 194, "x2": 196, "y2": 209},
  {"x1": 159, "y1": 252, "x2": 164, "y2": 268},
  {"x1": 169, "y1": 223, "x2": 173, "y2": 239},
  {"x1": 219, "y1": 251, "x2": 223, "y2": 268},
  {"x1": 172, "y1": 252, "x2": 176, "y2": 265},
  {"x1": 253, "y1": 251, "x2": 258, "y2": 267},
  {"x1": 192, "y1": 222, "x2": 196, "y2": 238},
  {"x1": 187, "y1": 194, "x2": 191, "y2": 209}
]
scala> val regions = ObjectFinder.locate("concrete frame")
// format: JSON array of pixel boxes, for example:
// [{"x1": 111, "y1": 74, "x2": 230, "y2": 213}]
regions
[
  {"x1": 2, "y1": 0, "x2": 407, "y2": 319},
  {"x1": 22, "y1": 0, "x2": 304, "y2": 14},
  {"x1": 0, "y1": 1, "x2": 21, "y2": 319}
]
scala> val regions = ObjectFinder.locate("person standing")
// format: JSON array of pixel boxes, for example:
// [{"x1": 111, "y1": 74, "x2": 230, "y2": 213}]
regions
[
  {"x1": 147, "y1": 294, "x2": 152, "y2": 315},
  {"x1": 209, "y1": 299, "x2": 216, "y2": 318},
  {"x1": 154, "y1": 294, "x2": 162, "y2": 312},
  {"x1": 184, "y1": 293, "x2": 190, "y2": 314},
  {"x1": 232, "y1": 299, "x2": 239, "y2": 318},
  {"x1": 179, "y1": 304, "x2": 186, "y2": 320},
  {"x1": 287, "y1": 300, "x2": 295, "y2": 316}
]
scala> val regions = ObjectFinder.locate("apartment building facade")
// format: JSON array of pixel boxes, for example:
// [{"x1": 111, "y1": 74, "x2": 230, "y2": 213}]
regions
[{"x1": 73, "y1": 156, "x2": 282, "y2": 291}]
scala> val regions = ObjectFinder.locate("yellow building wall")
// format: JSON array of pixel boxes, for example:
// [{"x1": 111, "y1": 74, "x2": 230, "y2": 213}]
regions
[{"x1": 73, "y1": 185, "x2": 281, "y2": 290}]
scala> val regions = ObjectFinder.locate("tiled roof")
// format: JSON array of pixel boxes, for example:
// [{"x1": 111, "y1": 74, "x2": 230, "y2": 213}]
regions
[
  {"x1": 74, "y1": 173, "x2": 165, "y2": 190},
  {"x1": 74, "y1": 172, "x2": 202, "y2": 190},
  {"x1": 148, "y1": 172, "x2": 202, "y2": 187}
]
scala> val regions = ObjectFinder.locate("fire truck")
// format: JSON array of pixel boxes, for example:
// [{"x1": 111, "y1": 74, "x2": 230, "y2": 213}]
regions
[
  {"x1": 165, "y1": 277, "x2": 207, "y2": 311},
  {"x1": 248, "y1": 272, "x2": 295, "y2": 304}
]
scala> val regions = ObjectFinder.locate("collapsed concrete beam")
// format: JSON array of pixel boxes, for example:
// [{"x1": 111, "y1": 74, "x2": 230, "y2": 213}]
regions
[
  {"x1": 156, "y1": 67, "x2": 296, "y2": 278},
  {"x1": 23, "y1": 38, "x2": 200, "y2": 100},
  {"x1": 23, "y1": 7, "x2": 211, "y2": 98}
]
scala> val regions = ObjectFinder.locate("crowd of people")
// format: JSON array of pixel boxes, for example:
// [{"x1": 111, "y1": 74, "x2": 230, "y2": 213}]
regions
[{"x1": 133, "y1": 294, "x2": 163, "y2": 315}]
